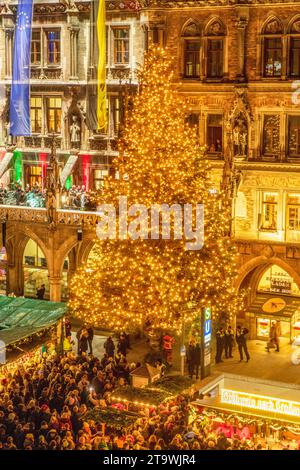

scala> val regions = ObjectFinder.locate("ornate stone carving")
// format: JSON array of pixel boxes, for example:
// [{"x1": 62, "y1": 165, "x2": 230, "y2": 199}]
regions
[
  {"x1": 206, "y1": 20, "x2": 225, "y2": 36},
  {"x1": 182, "y1": 21, "x2": 201, "y2": 37},
  {"x1": 264, "y1": 18, "x2": 282, "y2": 34}
]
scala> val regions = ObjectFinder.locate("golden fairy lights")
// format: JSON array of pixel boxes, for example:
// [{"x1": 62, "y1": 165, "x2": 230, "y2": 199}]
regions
[{"x1": 69, "y1": 46, "x2": 243, "y2": 332}]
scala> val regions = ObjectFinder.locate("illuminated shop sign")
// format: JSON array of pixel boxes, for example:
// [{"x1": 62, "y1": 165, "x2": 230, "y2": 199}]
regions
[{"x1": 221, "y1": 389, "x2": 300, "y2": 418}]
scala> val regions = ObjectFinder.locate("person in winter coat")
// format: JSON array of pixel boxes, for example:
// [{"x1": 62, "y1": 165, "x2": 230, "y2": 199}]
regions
[
  {"x1": 266, "y1": 321, "x2": 280, "y2": 352},
  {"x1": 224, "y1": 326, "x2": 234, "y2": 359},
  {"x1": 194, "y1": 343, "x2": 201, "y2": 379},
  {"x1": 78, "y1": 329, "x2": 89, "y2": 355},
  {"x1": 215, "y1": 328, "x2": 225, "y2": 363},
  {"x1": 236, "y1": 325, "x2": 250, "y2": 362},
  {"x1": 186, "y1": 340, "x2": 196, "y2": 378},
  {"x1": 86, "y1": 324, "x2": 94, "y2": 355},
  {"x1": 117, "y1": 333, "x2": 127, "y2": 357},
  {"x1": 104, "y1": 336, "x2": 115, "y2": 357}
]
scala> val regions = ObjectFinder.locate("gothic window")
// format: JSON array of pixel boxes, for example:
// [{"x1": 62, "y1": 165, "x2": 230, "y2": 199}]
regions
[
  {"x1": 263, "y1": 115, "x2": 280, "y2": 155},
  {"x1": 182, "y1": 21, "x2": 201, "y2": 79},
  {"x1": 262, "y1": 18, "x2": 283, "y2": 77},
  {"x1": 288, "y1": 116, "x2": 300, "y2": 158},
  {"x1": 205, "y1": 20, "x2": 225, "y2": 79},
  {"x1": 289, "y1": 19, "x2": 300, "y2": 78},
  {"x1": 207, "y1": 114, "x2": 223, "y2": 153}
]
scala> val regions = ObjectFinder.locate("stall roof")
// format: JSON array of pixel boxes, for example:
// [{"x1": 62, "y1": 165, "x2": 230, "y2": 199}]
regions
[
  {"x1": 0, "y1": 296, "x2": 66, "y2": 347},
  {"x1": 247, "y1": 293, "x2": 300, "y2": 318}
]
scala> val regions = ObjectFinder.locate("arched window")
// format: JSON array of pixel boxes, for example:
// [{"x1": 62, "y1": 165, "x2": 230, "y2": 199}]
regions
[
  {"x1": 262, "y1": 18, "x2": 283, "y2": 78},
  {"x1": 289, "y1": 18, "x2": 300, "y2": 78},
  {"x1": 182, "y1": 21, "x2": 201, "y2": 79},
  {"x1": 205, "y1": 20, "x2": 226, "y2": 79},
  {"x1": 23, "y1": 239, "x2": 49, "y2": 299}
]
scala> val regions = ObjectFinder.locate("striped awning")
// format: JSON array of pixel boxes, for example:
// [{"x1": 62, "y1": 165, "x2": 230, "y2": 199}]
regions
[
  {"x1": 0, "y1": 152, "x2": 14, "y2": 179},
  {"x1": 60, "y1": 154, "x2": 78, "y2": 187}
]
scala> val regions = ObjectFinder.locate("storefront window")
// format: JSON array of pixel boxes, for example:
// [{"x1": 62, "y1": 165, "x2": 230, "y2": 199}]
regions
[
  {"x1": 258, "y1": 265, "x2": 300, "y2": 296},
  {"x1": 23, "y1": 239, "x2": 49, "y2": 299},
  {"x1": 261, "y1": 192, "x2": 278, "y2": 230},
  {"x1": 256, "y1": 318, "x2": 270, "y2": 338}
]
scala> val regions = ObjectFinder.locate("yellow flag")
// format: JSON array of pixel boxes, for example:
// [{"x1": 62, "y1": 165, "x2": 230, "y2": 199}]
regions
[{"x1": 97, "y1": 0, "x2": 107, "y2": 132}]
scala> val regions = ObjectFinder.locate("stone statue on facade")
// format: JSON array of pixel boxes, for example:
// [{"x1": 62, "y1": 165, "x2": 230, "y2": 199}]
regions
[
  {"x1": 233, "y1": 119, "x2": 248, "y2": 157},
  {"x1": 70, "y1": 115, "x2": 81, "y2": 148}
]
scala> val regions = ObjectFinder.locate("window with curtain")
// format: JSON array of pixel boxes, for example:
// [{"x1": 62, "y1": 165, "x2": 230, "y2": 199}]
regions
[
  {"x1": 46, "y1": 30, "x2": 61, "y2": 65},
  {"x1": 31, "y1": 31, "x2": 41, "y2": 65},
  {"x1": 207, "y1": 39, "x2": 223, "y2": 78},
  {"x1": 184, "y1": 41, "x2": 200, "y2": 78},
  {"x1": 113, "y1": 28, "x2": 129, "y2": 64}
]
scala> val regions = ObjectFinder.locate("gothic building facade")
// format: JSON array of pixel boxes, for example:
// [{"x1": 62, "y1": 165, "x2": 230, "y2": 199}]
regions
[{"x1": 0, "y1": 0, "x2": 300, "y2": 341}]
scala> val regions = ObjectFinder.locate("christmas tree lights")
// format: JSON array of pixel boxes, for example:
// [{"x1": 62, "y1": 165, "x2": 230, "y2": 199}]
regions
[{"x1": 69, "y1": 47, "x2": 243, "y2": 333}]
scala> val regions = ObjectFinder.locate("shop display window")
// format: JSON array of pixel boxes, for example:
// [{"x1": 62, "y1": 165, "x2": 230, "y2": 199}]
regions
[{"x1": 256, "y1": 318, "x2": 270, "y2": 338}]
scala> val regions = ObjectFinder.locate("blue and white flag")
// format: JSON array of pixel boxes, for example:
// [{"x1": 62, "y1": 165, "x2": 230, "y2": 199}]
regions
[{"x1": 9, "y1": 0, "x2": 33, "y2": 136}]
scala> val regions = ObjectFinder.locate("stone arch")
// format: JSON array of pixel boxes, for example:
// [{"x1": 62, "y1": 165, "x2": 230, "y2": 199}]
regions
[
  {"x1": 287, "y1": 15, "x2": 300, "y2": 34},
  {"x1": 236, "y1": 256, "x2": 300, "y2": 292},
  {"x1": 181, "y1": 19, "x2": 201, "y2": 37},
  {"x1": 204, "y1": 17, "x2": 226, "y2": 36},
  {"x1": 261, "y1": 16, "x2": 284, "y2": 35}
]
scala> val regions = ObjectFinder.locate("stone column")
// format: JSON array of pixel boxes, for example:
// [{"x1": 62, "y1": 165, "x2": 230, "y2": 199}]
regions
[
  {"x1": 69, "y1": 26, "x2": 80, "y2": 79},
  {"x1": 4, "y1": 28, "x2": 13, "y2": 78},
  {"x1": 235, "y1": 8, "x2": 249, "y2": 82},
  {"x1": 49, "y1": 276, "x2": 62, "y2": 302}
]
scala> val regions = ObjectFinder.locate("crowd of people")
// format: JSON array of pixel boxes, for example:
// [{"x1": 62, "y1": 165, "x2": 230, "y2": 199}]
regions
[
  {"x1": 0, "y1": 320, "x2": 298, "y2": 451},
  {"x1": 0, "y1": 183, "x2": 99, "y2": 211}
]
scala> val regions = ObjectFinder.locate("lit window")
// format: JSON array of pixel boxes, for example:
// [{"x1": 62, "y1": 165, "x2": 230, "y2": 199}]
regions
[
  {"x1": 46, "y1": 30, "x2": 61, "y2": 65},
  {"x1": 287, "y1": 194, "x2": 300, "y2": 231},
  {"x1": 184, "y1": 41, "x2": 200, "y2": 78},
  {"x1": 264, "y1": 38, "x2": 282, "y2": 77},
  {"x1": 93, "y1": 168, "x2": 109, "y2": 190},
  {"x1": 263, "y1": 115, "x2": 280, "y2": 155},
  {"x1": 30, "y1": 97, "x2": 42, "y2": 133},
  {"x1": 261, "y1": 192, "x2": 278, "y2": 230},
  {"x1": 31, "y1": 31, "x2": 41, "y2": 65},
  {"x1": 207, "y1": 114, "x2": 223, "y2": 153},
  {"x1": 262, "y1": 18, "x2": 283, "y2": 78},
  {"x1": 288, "y1": 116, "x2": 300, "y2": 158},
  {"x1": 46, "y1": 97, "x2": 62, "y2": 133},
  {"x1": 113, "y1": 28, "x2": 129, "y2": 64}
]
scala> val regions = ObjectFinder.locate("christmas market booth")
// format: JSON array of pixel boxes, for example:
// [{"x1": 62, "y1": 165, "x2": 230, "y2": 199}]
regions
[
  {"x1": 190, "y1": 373, "x2": 300, "y2": 449},
  {"x1": 0, "y1": 295, "x2": 66, "y2": 360},
  {"x1": 111, "y1": 375, "x2": 194, "y2": 411}
]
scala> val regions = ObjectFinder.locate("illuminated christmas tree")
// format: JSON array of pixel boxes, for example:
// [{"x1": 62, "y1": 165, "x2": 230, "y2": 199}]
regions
[{"x1": 69, "y1": 47, "x2": 242, "y2": 333}]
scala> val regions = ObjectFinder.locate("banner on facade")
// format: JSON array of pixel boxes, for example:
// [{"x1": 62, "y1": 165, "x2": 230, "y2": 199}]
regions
[{"x1": 9, "y1": 0, "x2": 34, "y2": 136}]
